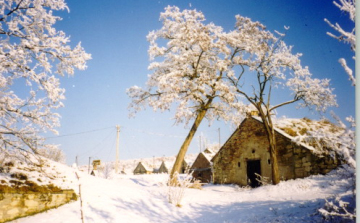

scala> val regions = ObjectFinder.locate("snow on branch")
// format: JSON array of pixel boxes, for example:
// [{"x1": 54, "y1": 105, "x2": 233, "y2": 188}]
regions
[
  {"x1": 325, "y1": 0, "x2": 355, "y2": 85},
  {"x1": 127, "y1": 6, "x2": 247, "y2": 127},
  {"x1": 128, "y1": 6, "x2": 337, "y2": 127},
  {"x1": 0, "y1": 0, "x2": 91, "y2": 154},
  {"x1": 339, "y1": 58, "x2": 355, "y2": 86}
]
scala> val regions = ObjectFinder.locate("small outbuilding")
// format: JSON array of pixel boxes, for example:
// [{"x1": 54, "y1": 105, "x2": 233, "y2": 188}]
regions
[
  {"x1": 158, "y1": 161, "x2": 170, "y2": 173},
  {"x1": 212, "y1": 116, "x2": 340, "y2": 187},
  {"x1": 133, "y1": 162, "x2": 153, "y2": 175},
  {"x1": 180, "y1": 159, "x2": 190, "y2": 174},
  {"x1": 190, "y1": 150, "x2": 214, "y2": 183},
  {"x1": 157, "y1": 160, "x2": 190, "y2": 174}
]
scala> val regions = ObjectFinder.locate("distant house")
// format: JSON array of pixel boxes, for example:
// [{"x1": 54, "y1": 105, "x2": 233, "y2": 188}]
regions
[
  {"x1": 158, "y1": 161, "x2": 170, "y2": 173},
  {"x1": 133, "y1": 162, "x2": 153, "y2": 175},
  {"x1": 190, "y1": 150, "x2": 214, "y2": 183},
  {"x1": 92, "y1": 160, "x2": 101, "y2": 167},
  {"x1": 203, "y1": 147, "x2": 216, "y2": 154},
  {"x1": 180, "y1": 159, "x2": 190, "y2": 174},
  {"x1": 156, "y1": 159, "x2": 190, "y2": 174},
  {"x1": 157, "y1": 159, "x2": 190, "y2": 173},
  {"x1": 212, "y1": 116, "x2": 340, "y2": 188}
]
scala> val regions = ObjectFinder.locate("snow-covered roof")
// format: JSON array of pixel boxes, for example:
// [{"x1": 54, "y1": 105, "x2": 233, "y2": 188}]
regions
[
  {"x1": 212, "y1": 116, "x2": 345, "y2": 162},
  {"x1": 251, "y1": 116, "x2": 344, "y2": 153},
  {"x1": 202, "y1": 151, "x2": 215, "y2": 162},
  {"x1": 138, "y1": 162, "x2": 152, "y2": 171},
  {"x1": 160, "y1": 161, "x2": 173, "y2": 169}
]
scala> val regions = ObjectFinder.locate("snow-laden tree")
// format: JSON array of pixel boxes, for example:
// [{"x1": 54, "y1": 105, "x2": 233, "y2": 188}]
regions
[
  {"x1": 325, "y1": 0, "x2": 355, "y2": 85},
  {"x1": 224, "y1": 16, "x2": 337, "y2": 184},
  {"x1": 97, "y1": 162, "x2": 114, "y2": 179},
  {"x1": 127, "y1": 6, "x2": 246, "y2": 183},
  {"x1": 322, "y1": 2, "x2": 356, "y2": 219},
  {"x1": 0, "y1": 0, "x2": 91, "y2": 156},
  {"x1": 36, "y1": 146, "x2": 66, "y2": 163},
  {"x1": 128, "y1": 6, "x2": 337, "y2": 185}
]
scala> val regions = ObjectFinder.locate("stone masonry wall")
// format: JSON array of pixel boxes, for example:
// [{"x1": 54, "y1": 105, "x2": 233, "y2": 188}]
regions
[
  {"x1": 213, "y1": 118, "x2": 272, "y2": 186},
  {"x1": 293, "y1": 146, "x2": 338, "y2": 179},
  {"x1": 0, "y1": 190, "x2": 77, "y2": 223}
]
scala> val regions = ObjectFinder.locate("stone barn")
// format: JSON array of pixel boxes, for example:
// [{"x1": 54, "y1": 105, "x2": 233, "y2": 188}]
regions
[
  {"x1": 133, "y1": 162, "x2": 153, "y2": 175},
  {"x1": 190, "y1": 150, "x2": 214, "y2": 183},
  {"x1": 212, "y1": 116, "x2": 340, "y2": 187}
]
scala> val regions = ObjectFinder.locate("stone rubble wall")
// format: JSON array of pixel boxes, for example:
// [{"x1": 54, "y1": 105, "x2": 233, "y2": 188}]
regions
[
  {"x1": 293, "y1": 147, "x2": 338, "y2": 178},
  {"x1": 0, "y1": 190, "x2": 77, "y2": 223}
]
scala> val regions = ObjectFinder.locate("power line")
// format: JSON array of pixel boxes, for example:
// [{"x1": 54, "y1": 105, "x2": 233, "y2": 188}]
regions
[
  {"x1": 46, "y1": 126, "x2": 114, "y2": 139},
  {"x1": 78, "y1": 128, "x2": 115, "y2": 157},
  {"x1": 122, "y1": 126, "x2": 186, "y2": 138}
]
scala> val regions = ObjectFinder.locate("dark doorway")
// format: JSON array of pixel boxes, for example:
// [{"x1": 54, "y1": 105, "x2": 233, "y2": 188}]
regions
[{"x1": 247, "y1": 160, "x2": 261, "y2": 188}]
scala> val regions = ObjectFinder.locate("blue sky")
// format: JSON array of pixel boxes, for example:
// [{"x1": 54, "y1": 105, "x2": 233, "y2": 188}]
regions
[{"x1": 45, "y1": 0, "x2": 355, "y2": 165}]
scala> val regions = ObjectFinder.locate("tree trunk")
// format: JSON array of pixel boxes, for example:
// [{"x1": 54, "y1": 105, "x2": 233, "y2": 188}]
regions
[
  {"x1": 169, "y1": 108, "x2": 208, "y2": 186},
  {"x1": 268, "y1": 129, "x2": 280, "y2": 184},
  {"x1": 257, "y1": 106, "x2": 280, "y2": 185}
]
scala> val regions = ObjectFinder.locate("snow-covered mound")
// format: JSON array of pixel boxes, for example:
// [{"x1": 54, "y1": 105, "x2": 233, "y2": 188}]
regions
[{"x1": 0, "y1": 151, "x2": 78, "y2": 193}]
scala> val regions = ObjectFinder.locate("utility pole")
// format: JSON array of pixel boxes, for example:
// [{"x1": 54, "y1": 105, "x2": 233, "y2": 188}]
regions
[
  {"x1": 115, "y1": 125, "x2": 120, "y2": 174},
  {"x1": 76, "y1": 155, "x2": 79, "y2": 167},
  {"x1": 88, "y1": 157, "x2": 91, "y2": 174},
  {"x1": 218, "y1": 128, "x2": 221, "y2": 148},
  {"x1": 199, "y1": 135, "x2": 202, "y2": 153}
]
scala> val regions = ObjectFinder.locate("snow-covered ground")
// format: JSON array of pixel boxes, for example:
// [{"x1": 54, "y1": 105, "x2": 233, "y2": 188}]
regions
[{"x1": 9, "y1": 161, "x2": 353, "y2": 223}]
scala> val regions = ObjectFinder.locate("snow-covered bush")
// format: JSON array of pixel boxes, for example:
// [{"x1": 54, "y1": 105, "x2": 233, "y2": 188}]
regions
[
  {"x1": 317, "y1": 164, "x2": 356, "y2": 222},
  {"x1": 319, "y1": 194, "x2": 356, "y2": 222},
  {"x1": 255, "y1": 173, "x2": 270, "y2": 186},
  {"x1": 167, "y1": 172, "x2": 193, "y2": 207},
  {"x1": 97, "y1": 163, "x2": 114, "y2": 179}
]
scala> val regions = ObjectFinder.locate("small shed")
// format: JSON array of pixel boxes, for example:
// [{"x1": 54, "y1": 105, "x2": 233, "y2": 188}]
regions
[
  {"x1": 158, "y1": 161, "x2": 170, "y2": 173},
  {"x1": 212, "y1": 116, "x2": 340, "y2": 187},
  {"x1": 133, "y1": 162, "x2": 153, "y2": 175},
  {"x1": 190, "y1": 151, "x2": 214, "y2": 183},
  {"x1": 180, "y1": 159, "x2": 190, "y2": 174},
  {"x1": 203, "y1": 148, "x2": 215, "y2": 154},
  {"x1": 157, "y1": 159, "x2": 190, "y2": 174}
]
